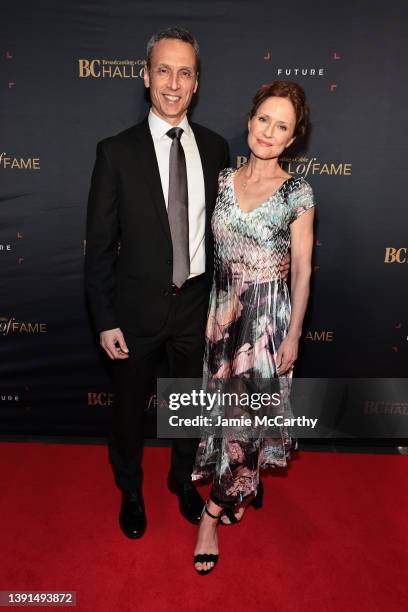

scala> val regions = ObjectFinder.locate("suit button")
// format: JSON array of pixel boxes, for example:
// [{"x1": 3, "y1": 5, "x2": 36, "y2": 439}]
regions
[
  {"x1": 163, "y1": 290, "x2": 170, "y2": 297},
  {"x1": 167, "y1": 259, "x2": 172, "y2": 265}
]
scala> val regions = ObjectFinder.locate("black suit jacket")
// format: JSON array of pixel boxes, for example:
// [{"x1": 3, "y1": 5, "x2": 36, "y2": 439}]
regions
[{"x1": 85, "y1": 117, "x2": 229, "y2": 335}]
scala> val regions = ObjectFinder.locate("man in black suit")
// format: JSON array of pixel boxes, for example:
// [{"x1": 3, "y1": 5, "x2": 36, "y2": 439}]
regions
[{"x1": 85, "y1": 27, "x2": 229, "y2": 538}]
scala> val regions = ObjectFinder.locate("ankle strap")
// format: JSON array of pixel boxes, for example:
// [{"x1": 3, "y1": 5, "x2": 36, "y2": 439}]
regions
[{"x1": 204, "y1": 502, "x2": 223, "y2": 520}]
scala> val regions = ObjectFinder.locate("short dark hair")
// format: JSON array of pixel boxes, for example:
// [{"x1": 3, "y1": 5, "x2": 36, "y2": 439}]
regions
[
  {"x1": 249, "y1": 80, "x2": 309, "y2": 138},
  {"x1": 146, "y1": 27, "x2": 200, "y2": 71}
]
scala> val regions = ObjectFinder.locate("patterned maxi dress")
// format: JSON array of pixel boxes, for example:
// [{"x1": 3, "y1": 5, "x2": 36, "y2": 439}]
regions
[{"x1": 192, "y1": 168, "x2": 316, "y2": 506}]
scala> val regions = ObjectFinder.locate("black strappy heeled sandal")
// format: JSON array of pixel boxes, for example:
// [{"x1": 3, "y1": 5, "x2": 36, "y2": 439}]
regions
[
  {"x1": 220, "y1": 479, "x2": 264, "y2": 525},
  {"x1": 194, "y1": 502, "x2": 222, "y2": 575}
]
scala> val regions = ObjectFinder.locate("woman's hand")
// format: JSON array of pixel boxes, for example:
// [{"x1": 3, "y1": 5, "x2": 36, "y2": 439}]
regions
[{"x1": 276, "y1": 334, "x2": 299, "y2": 375}]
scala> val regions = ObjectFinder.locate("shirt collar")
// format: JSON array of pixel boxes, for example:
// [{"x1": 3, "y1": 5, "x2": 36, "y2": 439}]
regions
[{"x1": 148, "y1": 109, "x2": 192, "y2": 141}]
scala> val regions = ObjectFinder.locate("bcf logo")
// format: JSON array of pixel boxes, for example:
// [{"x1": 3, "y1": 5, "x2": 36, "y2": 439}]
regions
[
  {"x1": 88, "y1": 392, "x2": 115, "y2": 406},
  {"x1": 384, "y1": 248, "x2": 407, "y2": 263}
]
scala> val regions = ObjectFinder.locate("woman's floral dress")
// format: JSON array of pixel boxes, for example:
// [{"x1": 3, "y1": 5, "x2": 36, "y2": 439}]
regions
[{"x1": 192, "y1": 168, "x2": 315, "y2": 506}]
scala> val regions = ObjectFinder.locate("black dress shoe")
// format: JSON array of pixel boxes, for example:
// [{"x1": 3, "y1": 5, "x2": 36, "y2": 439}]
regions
[
  {"x1": 168, "y1": 473, "x2": 204, "y2": 525},
  {"x1": 119, "y1": 491, "x2": 146, "y2": 539}
]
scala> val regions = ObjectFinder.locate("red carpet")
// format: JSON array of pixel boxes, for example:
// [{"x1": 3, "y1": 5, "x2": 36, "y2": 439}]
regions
[{"x1": 0, "y1": 443, "x2": 406, "y2": 611}]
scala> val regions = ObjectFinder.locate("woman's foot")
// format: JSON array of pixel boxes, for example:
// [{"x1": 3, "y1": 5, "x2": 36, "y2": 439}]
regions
[
  {"x1": 193, "y1": 500, "x2": 222, "y2": 573},
  {"x1": 219, "y1": 481, "x2": 263, "y2": 525},
  {"x1": 219, "y1": 497, "x2": 252, "y2": 525}
]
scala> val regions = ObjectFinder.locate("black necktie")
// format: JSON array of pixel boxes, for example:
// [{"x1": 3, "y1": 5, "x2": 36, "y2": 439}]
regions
[{"x1": 167, "y1": 127, "x2": 190, "y2": 288}]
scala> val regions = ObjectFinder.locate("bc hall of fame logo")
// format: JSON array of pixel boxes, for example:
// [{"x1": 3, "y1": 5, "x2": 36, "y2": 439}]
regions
[
  {"x1": 78, "y1": 58, "x2": 146, "y2": 79},
  {"x1": 0, "y1": 316, "x2": 47, "y2": 335},
  {"x1": 87, "y1": 391, "x2": 158, "y2": 411},
  {"x1": 364, "y1": 399, "x2": 408, "y2": 416},
  {"x1": 0, "y1": 152, "x2": 40, "y2": 170},
  {"x1": 384, "y1": 247, "x2": 408, "y2": 264},
  {"x1": 236, "y1": 155, "x2": 352, "y2": 177}
]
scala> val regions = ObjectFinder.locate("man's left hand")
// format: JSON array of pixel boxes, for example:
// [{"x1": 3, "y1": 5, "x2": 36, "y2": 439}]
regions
[{"x1": 280, "y1": 253, "x2": 290, "y2": 281}]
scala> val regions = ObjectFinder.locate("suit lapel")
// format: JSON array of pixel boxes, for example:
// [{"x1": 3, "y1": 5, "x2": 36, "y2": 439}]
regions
[{"x1": 134, "y1": 119, "x2": 172, "y2": 245}]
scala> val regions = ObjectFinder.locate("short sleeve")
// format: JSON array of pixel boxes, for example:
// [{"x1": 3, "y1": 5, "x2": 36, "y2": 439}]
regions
[
  {"x1": 288, "y1": 179, "x2": 316, "y2": 224},
  {"x1": 217, "y1": 167, "x2": 232, "y2": 192}
]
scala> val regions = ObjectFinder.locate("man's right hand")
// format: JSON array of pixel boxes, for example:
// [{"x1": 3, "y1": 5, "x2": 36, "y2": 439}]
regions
[{"x1": 100, "y1": 328, "x2": 129, "y2": 360}]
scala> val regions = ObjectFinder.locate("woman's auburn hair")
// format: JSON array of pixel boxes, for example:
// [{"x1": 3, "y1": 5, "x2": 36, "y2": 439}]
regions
[{"x1": 248, "y1": 80, "x2": 309, "y2": 138}]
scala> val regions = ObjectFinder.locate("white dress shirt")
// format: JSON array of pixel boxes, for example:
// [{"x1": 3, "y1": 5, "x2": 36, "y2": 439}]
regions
[{"x1": 148, "y1": 109, "x2": 206, "y2": 278}]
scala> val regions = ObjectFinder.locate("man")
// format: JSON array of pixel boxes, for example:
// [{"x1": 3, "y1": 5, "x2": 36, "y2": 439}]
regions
[{"x1": 85, "y1": 27, "x2": 229, "y2": 538}]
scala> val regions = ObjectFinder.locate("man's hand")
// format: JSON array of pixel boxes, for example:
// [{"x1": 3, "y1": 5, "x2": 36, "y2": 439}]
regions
[
  {"x1": 100, "y1": 328, "x2": 129, "y2": 360},
  {"x1": 279, "y1": 253, "x2": 290, "y2": 282}
]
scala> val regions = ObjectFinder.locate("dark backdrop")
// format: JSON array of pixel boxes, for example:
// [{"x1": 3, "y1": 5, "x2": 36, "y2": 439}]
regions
[{"x1": 1, "y1": 0, "x2": 407, "y2": 438}]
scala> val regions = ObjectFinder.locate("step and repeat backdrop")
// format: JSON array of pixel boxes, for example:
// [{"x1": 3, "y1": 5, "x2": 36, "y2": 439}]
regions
[{"x1": 1, "y1": 0, "x2": 407, "y2": 438}]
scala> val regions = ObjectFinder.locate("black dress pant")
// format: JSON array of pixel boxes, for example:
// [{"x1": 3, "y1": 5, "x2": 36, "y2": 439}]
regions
[{"x1": 108, "y1": 276, "x2": 209, "y2": 494}]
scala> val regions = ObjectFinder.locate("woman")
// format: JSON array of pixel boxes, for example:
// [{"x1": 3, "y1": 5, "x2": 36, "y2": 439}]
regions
[{"x1": 192, "y1": 80, "x2": 316, "y2": 574}]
